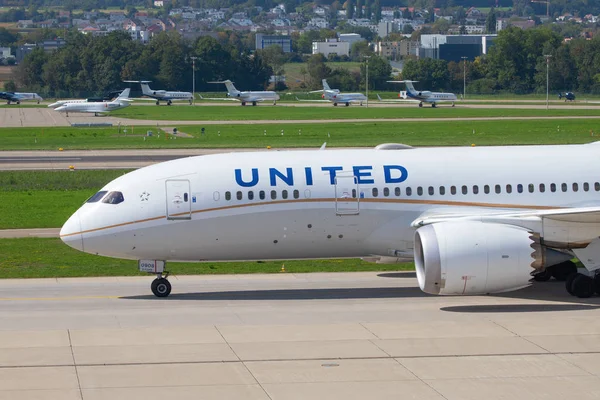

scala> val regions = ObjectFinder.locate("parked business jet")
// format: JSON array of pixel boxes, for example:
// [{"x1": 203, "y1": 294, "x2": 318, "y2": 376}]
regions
[
  {"x1": 0, "y1": 91, "x2": 43, "y2": 104},
  {"x1": 54, "y1": 88, "x2": 131, "y2": 116},
  {"x1": 207, "y1": 80, "x2": 279, "y2": 106},
  {"x1": 387, "y1": 80, "x2": 457, "y2": 107},
  {"x1": 48, "y1": 90, "x2": 124, "y2": 108},
  {"x1": 61, "y1": 142, "x2": 600, "y2": 299},
  {"x1": 124, "y1": 80, "x2": 193, "y2": 105},
  {"x1": 308, "y1": 79, "x2": 367, "y2": 106}
]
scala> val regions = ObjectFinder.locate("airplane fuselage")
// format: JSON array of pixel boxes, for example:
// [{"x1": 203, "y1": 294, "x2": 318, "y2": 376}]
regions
[{"x1": 61, "y1": 144, "x2": 600, "y2": 263}]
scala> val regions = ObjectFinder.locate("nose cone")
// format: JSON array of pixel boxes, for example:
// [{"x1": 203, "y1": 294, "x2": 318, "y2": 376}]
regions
[{"x1": 60, "y1": 211, "x2": 84, "y2": 252}]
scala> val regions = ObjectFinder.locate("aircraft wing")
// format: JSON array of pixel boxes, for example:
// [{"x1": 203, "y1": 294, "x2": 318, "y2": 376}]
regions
[
  {"x1": 295, "y1": 97, "x2": 330, "y2": 102},
  {"x1": 376, "y1": 94, "x2": 414, "y2": 103},
  {"x1": 198, "y1": 95, "x2": 238, "y2": 101},
  {"x1": 411, "y1": 205, "x2": 600, "y2": 250}
]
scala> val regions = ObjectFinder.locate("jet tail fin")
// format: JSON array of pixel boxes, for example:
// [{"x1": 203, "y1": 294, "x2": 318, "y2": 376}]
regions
[
  {"x1": 223, "y1": 80, "x2": 238, "y2": 94},
  {"x1": 377, "y1": 94, "x2": 382, "y2": 101},
  {"x1": 322, "y1": 79, "x2": 331, "y2": 91},
  {"x1": 116, "y1": 88, "x2": 131, "y2": 100}
]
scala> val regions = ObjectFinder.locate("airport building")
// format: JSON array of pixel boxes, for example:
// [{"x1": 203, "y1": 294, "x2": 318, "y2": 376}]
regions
[
  {"x1": 419, "y1": 34, "x2": 497, "y2": 62},
  {"x1": 15, "y1": 39, "x2": 66, "y2": 63},
  {"x1": 255, "y1": 33, "x2": 292, "y2": 53},
  {"x1": 312, "y1": 38, "x2": 350, "y2": 57}
]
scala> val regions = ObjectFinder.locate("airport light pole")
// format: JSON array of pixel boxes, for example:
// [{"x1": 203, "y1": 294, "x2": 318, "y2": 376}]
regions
[
  {"x1": 363, "y1": 55, "x2": 371, "y2": 108},
  {"x1": 544, "y1": 54, "x2": 551, "y2": 110},
  {"x1": 461, "y1": 56, "x2": 467, "y2": 101},
  {"x1": 190, "y1": 56, "x2": 198, "y2": 105}
]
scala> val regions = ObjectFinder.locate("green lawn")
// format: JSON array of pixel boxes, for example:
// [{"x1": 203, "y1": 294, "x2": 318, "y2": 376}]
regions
[
  {"x1": 110, "y1": 104, "x2": 600, "y2": 121},
  {"x1": 1, "y1": 119, "x2": 599, "y2": 150},
  {"x1": 0, "y1": 238, "x2": 412, "y2": 279}
]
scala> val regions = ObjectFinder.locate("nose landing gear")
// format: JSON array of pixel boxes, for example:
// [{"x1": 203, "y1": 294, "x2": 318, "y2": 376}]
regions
[{"x1": 151, "y1": 273, "x2": 172, "y2": 298}]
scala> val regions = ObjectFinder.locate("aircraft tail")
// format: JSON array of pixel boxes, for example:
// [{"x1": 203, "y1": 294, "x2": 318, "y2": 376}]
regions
[
  {"x1": 403, "y1": 81, "x2": 416, "y2": 94},
  {"x1": 322, "y1": 79, "x2": 331, "y2": 91},
  {"x1": 377, "y1": 94, "x2": 382, "y2": 101},
  {"x1": 116, "y1": 88, "x2": 131, "y2": 100},
  {"x1": 140, "y1": 83, "x2": 153, "y2": 96},
  {"x1": 223, "y1": 80, "x2": 238, "y2": 94}
]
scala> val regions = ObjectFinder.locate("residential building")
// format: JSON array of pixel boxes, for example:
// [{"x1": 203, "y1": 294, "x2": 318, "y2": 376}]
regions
[{"x1": 419, "y1": 34, "x2": 496, "y2": 62}]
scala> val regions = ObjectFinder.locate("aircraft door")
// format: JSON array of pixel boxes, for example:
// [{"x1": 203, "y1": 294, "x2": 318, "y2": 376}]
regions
[
  {"x1": 335, "y1": 175, "x2": 359, "y2": 215},
  {"x1": 165, "y1": 179, "x2": 192, "y2": 220}
]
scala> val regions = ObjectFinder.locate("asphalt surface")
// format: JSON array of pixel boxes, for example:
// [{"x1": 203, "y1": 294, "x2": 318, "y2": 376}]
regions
[{"x1": 0, "y1": 272, "x2": 599, "y2": 400}]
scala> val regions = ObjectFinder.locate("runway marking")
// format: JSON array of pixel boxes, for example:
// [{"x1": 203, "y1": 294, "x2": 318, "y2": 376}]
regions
[{"x1": 0, "y1": 295, "x2": 121, "y2": 301}]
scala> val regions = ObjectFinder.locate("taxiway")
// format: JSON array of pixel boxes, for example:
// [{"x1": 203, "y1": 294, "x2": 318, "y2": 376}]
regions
[{"x1": 0, "y1": 272, "x2": 599, "y2": 400}]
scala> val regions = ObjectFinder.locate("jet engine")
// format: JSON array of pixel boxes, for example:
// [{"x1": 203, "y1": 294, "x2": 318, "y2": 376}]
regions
[{"x1": 414, "y1": 221, "x2": 540, "y2": 295}]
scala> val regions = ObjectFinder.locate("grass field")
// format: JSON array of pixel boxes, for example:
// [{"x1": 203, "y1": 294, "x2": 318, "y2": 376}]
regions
[
  {"x1": 0, "y1": 170, "x2": 131, "y2": 229},
  {"x1": 110, "y1": 104, "x2": 600, "y2": 121},
  {"x1": 1, "y1": 119, "x2": 599, "y2": 150},
  {"x1": 0, "y1": 238, "x2": 411, "y2": 278}
]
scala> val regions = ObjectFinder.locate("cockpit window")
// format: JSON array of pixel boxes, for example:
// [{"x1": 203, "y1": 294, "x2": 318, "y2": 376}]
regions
[
  {"x1": 86, "y1": 191, "x2": 107, "y2": 203},
  {"x1": 102, "y1": 191, "x2": 124, "y2": 205}
]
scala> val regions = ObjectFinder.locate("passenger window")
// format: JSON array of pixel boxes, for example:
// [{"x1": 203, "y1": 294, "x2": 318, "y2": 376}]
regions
[
  {"x1": 573, "y1": 183, "x2": 579, "y2": 192},
  {"x1": 439, "y1": 186, "x2": 445, "y2": 195},
  {"x1": 584, "y1": 182, "x2": 589, "y2": 192},
  {"x1": 406, "y1": 187, "x2": 412, "y2": 196},
  {"x1": 462, "y1": 185, "x2": 468, "y2": 195},
  {"x1": 259, "y1": 190, "x2": 265, "y2": 200},
  {"x1": 495, "y1": 184, "x2": 501, "y2": 194},
  {"x1": 473, "y1": 185, "x2": 479, "y2": 195},
  {"x1": 539, "y1": 184, "x2": 545, "y2": 193},
  {"x1": 506, "y1": 184, "x2": 512, "y2": 194},
  {"x1": 451, "y1": 186, "x2": 456, "y2": 195},
  {"x1": 372, "y1": 188, "x2": 379, "y2": 197},
  {"x1": 236, "y1": 191, "x2": 242, "y2": 200},
  {"x1": 271, "y1": 190, "x2": 277, "y2": 200},
  {"x1": 225, "y1": 191, "x2": 231, "y2": 201},
  {"x1": 213, "y1": 191, "x2": 220, "y2": 201},
  {"x1": 282, "y1": 190, "x2": 288, "y2": 199},
  {"x1": 87, "y1": 190, "x2": 107, "y2": 203},
  {"x1": 517, "y1": 184, "x2": 523, "y2": 193},
  {"x1": 595, "y1": 182, "x2": 600, "y2": 191},
  {"x1": 102, "y1": 191, "x2": 124, "y2": 205},
  {"x1": 248, "y1": 191, "x2": 254, "y2": 200},
  {"x1": 428, "y1": 186, "x2": 434, "y2": 196},
  {"x1": 551, "y1": 183, "x2": 556, "y2": 192},
  {"x1": 395, "y1": 187, "x2": 401, "y2": 196},
  {"x1": 383, "y1": 187, "x2": 390, "y2": 197},
  {"x1": 561, "y1": 183, "x2": 567, "y2": 192},
  {"x1": 484, "y1": 185, "x2": 490, "y2": 194},
  {"x1": 528, "y1": 184, "x2": 534, "y2": 193},
  {"x1": 293, "y1": 189, "x2": 299, "y2": 199},
  {"x1": 417, "y1": 187, "x2": 423, "y2": 196}
]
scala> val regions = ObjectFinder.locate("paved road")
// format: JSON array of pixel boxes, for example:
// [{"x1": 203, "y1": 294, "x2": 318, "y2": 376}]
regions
[
  {"x1": 0, "y1": 228, "x2": 60, "y2": 238},
  {"x1": 0, "y1": 272, "x2": 599, "y2": 399}
]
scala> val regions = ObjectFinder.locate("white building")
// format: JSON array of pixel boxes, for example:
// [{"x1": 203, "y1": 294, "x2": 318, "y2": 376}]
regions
[
  {"x1": 308, "y1": 17, "x2": 329, "y2": 28},
  {"x1": 312, "y1": 38, "x2": 350, "y2": 57},
  {"x1": 338, "y1": 33, "x2": 364, "y2": 47}
]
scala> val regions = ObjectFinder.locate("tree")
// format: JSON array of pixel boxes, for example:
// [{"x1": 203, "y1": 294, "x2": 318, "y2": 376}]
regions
[
  {"x1": 364, "y1": 0, "x2": 371, "y2": 19},
  {"x1": 258, "y1": 45, "x2": 287, "y2": 90},
  {"x1": 361, "y1": 55, "x2": 391, "y2": 90},
  {"x1": 0, "y1": 28, "x2": 17, "y2": 46},
  {"x1": 402, "y1": 24, "x2": 414, "y2": 35},
  {"x1": 401, "y1": 58, "x2": 450, "y2": 91},
  {"x1": 3, "y1": 80, "x2": 16, "y2": 92},
  {"x1": 485, "y1": 7, "x2": 496, "y2": 34},
  {"x1": 355, "y1": 0, "x2": 362, "y2": 18},
  {"x1": 373, "y1": 0, "x2": 381, "y2": 22},
  {"x1": 345, "y1": 0, "x2": 354, "y2": 19},
  {"x1": 306, "y1": 53, "x2": 331, "y2": 89},
  {"x1": 349, "y1": 40, "x2": 371, "y2": 61}
]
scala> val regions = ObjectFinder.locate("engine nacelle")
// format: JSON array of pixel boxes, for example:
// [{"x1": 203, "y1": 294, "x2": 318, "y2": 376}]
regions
[{"x1": 414, "y1": 221, "x2": 539, "y2": 295}]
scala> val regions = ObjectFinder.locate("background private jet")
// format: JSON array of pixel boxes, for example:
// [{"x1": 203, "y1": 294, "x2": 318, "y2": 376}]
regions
[
  {"x1": 54, "y1": 88, "x2": 131, "y2": 116},
  {"x1": 0, "y1": 91, "x2": 43, "y2": 104},
  {"x1": 205, "y1": 80, "x2": 279, "y2": 106},
  {"x1": 304, "y1": 79, "x2": 367, "y2": 107},
  {"x1": 124, "y1": 80, "x2": 193, "y2": 105},
  {"x1": 388, "y1": 80, "x2": 457, "y2": 108}
]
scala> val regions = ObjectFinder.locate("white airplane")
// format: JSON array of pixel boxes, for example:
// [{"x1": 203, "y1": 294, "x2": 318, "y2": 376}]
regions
[
  {"x1": 306, "y1": 79, "x2": 367, "y2": 107},
  {"x1": 124, "y1": 80, "x2": 193, "y2": 105},
  {"x1": 61, "y1": 142, "x2": 600, "y2": 299},
  {"x1": 206, "y1": 80, "x2": 279, "y2": 106},
  {"x1": 0, "y1": 91, "x2": 43, "y2": 104},
  {"x1": 54, "y1": 89, "x2": 132, "y2": 116},
  {"x1": 48, "y1": 90, "x2": 124, "y2": 109},
  {"x1": 387, "y1": 80, "x2": 457, "y2": 108}
]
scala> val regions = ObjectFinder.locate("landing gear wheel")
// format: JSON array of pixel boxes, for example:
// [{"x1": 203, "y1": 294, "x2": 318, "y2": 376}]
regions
[
  {"x1": 333, "y1": 103, "x2": 338, "y2": 107},
  {"x1": 167, "y1": 100, "x2": 172, "y2": 106},
  {"x1": 452, "y1": 102, "x2": 455, "y2": 107},
  {"x1": 418, "y1": 102, "x2": 423, "y2": 108},
  {"x1": 565, "y1": 272, "x2": 578, "y2": 295},
  {"x1": 252, "y1": 101, "x2": 257, "y2": 106},
  {"x1": 552, "y1": 260, "x2": 577, "y2": 281},
  {"x1": 151, "y1": 278, "x2": 171, "y2": 298},
  {"x1": 156, "y1": 100, "x2": 160, "y2": 105},
  {"x1": 571, "y1": 274, "x2": 594, "y2": 298},
  {"x1": 345, "y1": 102, "x2": 350, "y2": 107},
  {"x1": 533, "y1": 268, "x2": 553, "y2": 282},
  {"x1": 241, "y1": 102, "x2": 246, "y2": 106},
  {"x1": 594, "y1": 274, "x2": 600, "y2": 295},
  {"x1": 432, "y1": 103, "x2": 436, "y2": 108}
]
